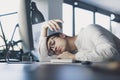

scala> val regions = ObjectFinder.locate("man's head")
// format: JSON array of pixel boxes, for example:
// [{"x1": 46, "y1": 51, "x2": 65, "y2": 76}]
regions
[{"x1": 47, "y1": 32, "x2": 68, "y2": 56}]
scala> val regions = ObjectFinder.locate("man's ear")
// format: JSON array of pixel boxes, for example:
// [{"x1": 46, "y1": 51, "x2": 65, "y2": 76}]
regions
[{"x1": 59, "y1": 33, "x2": 66, "y2": 38}]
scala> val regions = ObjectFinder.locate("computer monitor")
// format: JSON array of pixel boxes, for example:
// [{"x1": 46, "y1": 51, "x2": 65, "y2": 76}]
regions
[{"x1": 18, "y1": 0, "x2": 34, "y2": 53}]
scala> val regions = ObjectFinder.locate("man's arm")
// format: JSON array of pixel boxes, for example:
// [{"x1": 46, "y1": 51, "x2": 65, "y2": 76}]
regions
[
  {"x1": 74, "y1": 24, "x2": 120, "y2": 62},
  {"x1": 75, "y1": 43, "x2": 120, "y2": 62},
  {"x1": 39, "y1": 19, "x2": 63, "y2": 61},
  {"x1": 57, "y1": 51, "x2": 76, "y2": 60}
]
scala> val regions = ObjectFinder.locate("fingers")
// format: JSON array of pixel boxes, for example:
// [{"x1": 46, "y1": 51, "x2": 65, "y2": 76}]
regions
[
  {"x1": 57, "y1": 52, "x2": 67, "y2": 59},
  {"x1": 53, "y1": 19, "x2": 63, "y2": 23},
  {"x1": 57, "y1": 51, "x2": 75, "y2": 59},
  {"x1": 42, "y1": 19, "x2": 63, "y2": 32},
  {"x1": 48, "y1": 21, "x2": 58, "y2": 31},
  {"x1": 57, "y1": 54, "x2": 62, "y2": 59},
  {"x1": 50, "y1": 20, "x2": 61, "y2": 31}
]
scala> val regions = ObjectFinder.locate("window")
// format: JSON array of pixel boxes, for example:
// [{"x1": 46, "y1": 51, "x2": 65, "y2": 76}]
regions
[
  {"x1": 111, "y1": 21, "x2": 120, "y2": 39},
  {"x1": 63, "y1": 1, "x2": 114, "y2": 36},
  {"x1": 75, "y1": 8, "x2": 93, "y2": 35},
  {"x1": 95, "y1": 12, "x2": 110, "y2": 31},
  {"x1": 63, "y1": 3, "x2": 73, "y2": 36},
  {"x1": 0, "y1": 0, "x2": 20, "y2": 50}
]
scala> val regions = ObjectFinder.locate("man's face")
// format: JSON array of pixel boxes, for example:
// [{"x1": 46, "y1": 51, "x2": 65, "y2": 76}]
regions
[{"x1": 47, "y1": 35, "x2": 67, "y2": 56}]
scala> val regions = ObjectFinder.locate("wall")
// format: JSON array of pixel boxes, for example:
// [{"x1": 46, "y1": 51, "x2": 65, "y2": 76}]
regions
[{"x1": 34, "y1": 0, "x2": 63, "y2": 21}]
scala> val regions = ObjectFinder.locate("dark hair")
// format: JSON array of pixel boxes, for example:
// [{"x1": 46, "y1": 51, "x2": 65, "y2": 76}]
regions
[{"x1": 47, "y1": 32, "x2": 61, "y2": 43}]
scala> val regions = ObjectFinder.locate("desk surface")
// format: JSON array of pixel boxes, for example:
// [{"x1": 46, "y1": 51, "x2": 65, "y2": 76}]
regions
[{"x1": 0, "y1": 62, "x2": 120, "y2": 80}]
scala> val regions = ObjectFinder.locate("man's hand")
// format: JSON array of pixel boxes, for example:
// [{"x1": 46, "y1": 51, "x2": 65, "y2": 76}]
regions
[
  {"x1": 42, "y1": 19, "x2": 63, "y2": 31},
  {"x1": 57, "y1": 51, "x2": 75, "y2": 60},
  {"x1": 41, "y1": 19, "x2": 63, "y2": 37}
]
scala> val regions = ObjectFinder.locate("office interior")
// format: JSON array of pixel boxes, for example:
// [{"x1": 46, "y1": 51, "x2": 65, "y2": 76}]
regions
[
  {"x1": 0, "y1": 0, "x2": 120, "y2": 80},
  {"x1": 1, "y1": 0, "x2": 120, "y2": 62}
]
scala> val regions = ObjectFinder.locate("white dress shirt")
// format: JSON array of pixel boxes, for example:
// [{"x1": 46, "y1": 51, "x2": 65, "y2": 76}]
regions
[
  {"x1": 39, "y1": 24, "x2": 120, "y2": 62},
  {"x1": 75, "y1": 24, "x2": 120, "y2": 62}
]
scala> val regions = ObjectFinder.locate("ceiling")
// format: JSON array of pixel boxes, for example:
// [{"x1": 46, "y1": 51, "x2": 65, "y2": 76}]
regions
[{"x1": 79, "y1": 0, "x2": 120, "y2": 15}]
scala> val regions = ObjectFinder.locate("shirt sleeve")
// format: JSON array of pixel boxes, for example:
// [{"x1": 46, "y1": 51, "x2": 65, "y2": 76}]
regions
[
  {"x1": 75, "y1": 24, "x2": 120, "y2": 62},
  {"x1": 75, "y1": 43, "x2": 119, "y2": 62}
]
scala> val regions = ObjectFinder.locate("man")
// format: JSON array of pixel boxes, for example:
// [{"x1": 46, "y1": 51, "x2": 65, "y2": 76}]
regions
[{"x1": 39, "y1": 19, "x2": 120, "y2": 62}]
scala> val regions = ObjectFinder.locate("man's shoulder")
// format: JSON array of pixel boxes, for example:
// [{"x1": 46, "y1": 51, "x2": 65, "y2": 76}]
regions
[
  {"x1": 84, "y1": 24, "x2": 108, "y2": 33},
  {"x1": 86, "y1": 24, "x2": 102, "y2": 29}
]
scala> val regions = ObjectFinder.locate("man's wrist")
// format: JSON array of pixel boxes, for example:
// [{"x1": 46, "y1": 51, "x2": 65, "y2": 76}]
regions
[{"x1": 41, "y1": 27, "x2": 48, "y2": 37}]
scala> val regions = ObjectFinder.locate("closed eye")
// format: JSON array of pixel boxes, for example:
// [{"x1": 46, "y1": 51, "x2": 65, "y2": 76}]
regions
[{"x1": 50, "y1": 40, "x2": 55, "y2": 46}]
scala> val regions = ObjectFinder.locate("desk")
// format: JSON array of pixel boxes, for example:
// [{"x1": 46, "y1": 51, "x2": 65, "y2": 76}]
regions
[{"x1": 0, "y1": 62, "x2": 120, "y2": 80}]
